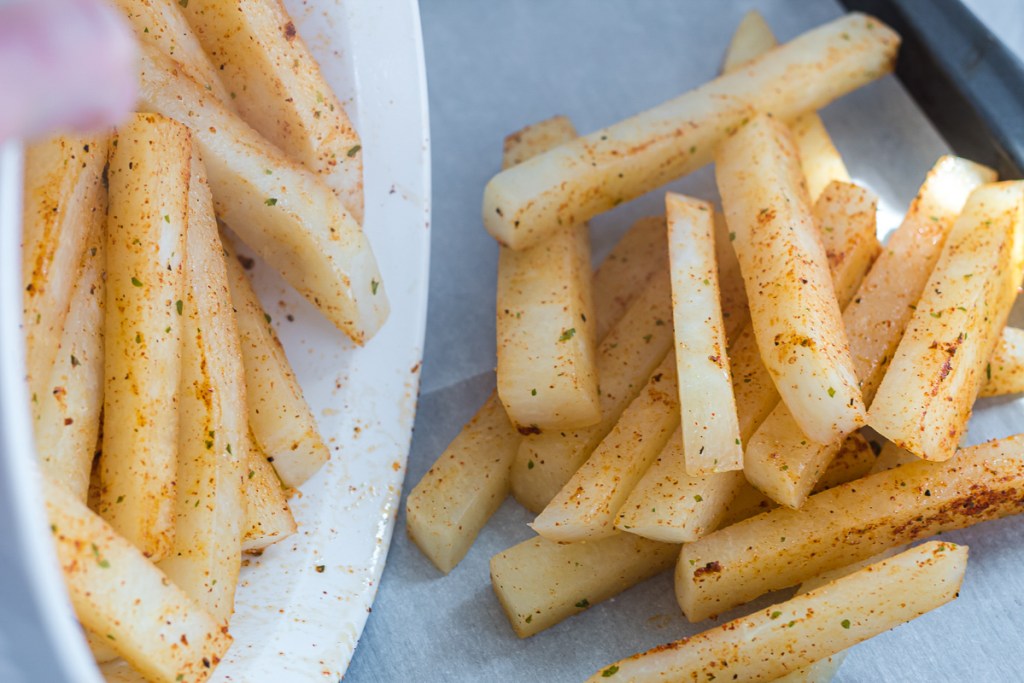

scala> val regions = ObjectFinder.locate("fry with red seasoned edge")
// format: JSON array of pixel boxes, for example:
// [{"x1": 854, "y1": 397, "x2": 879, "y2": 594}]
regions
[
  {"x1": 593, "y1": 542, "x2": 965, "y2": 683},
  {"x1": 677, "y1": 433, "x2": 1024, "y2": 622},
  {"x1": 717, "y1": 114, "x2": 865, "y2": 444},
  {"x1": 870, "y1": 182, "x2": 1024, "y2": 461}
]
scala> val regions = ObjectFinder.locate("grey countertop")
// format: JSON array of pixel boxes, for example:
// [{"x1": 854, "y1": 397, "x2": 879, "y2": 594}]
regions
[{"x1": 347, "y1": 1, "x2": 1024, "y2": 681}]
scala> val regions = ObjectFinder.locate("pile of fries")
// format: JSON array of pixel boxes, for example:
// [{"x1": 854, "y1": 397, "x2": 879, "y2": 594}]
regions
[
  {"x1": 408, "y1": 10, "x2": 1024, "y2": 680},
  {"x1": 22, "y1": 1, "x2": 384, "y2": 681}
]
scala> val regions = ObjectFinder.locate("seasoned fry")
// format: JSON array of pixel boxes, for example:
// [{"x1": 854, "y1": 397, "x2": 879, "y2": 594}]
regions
[
  {"x1": 511, "y1": 270, "x2": 674, "y2": 513},
  {"x1": 677, "y1": 433, "x2": 1024, "y2": 621},
  {"x1": 178, "y1": 0, "x2": 364, "y2": 222},
  {"x1": 45, "y1": 477, "x2": 231, "y2": 683},
  {"x1": 617, "y1": 189, "x2": 879, "y2": 542},
  {"x1": 22, "y1": 135, "x2": 107, "y2": 415},
  {"x1": 241, "y1": 434, "x2": 297, "y2": 552},
  {"x1": 490, "y1": 532, "x2": 677, "y2": 638},
  {"x1": 156, "y1": 151, "x2": 246, "y2": 620},
  {"x1": 109, "y1": 0, "x2": 232, "y2": 104},
  {"x1": 34, "y1": 219, "x2": 105, "y2": 501},
  {"x1": 722, "y1": 10, "x2": 850, "y2": 200},
  {"x1": 98, "y1": 114, "x2": 190, "y2": 559},
  {"x1": 223, "y1": 241, "x2": 329, "y2": 488},
  {"x1": 981, "y1": 327, "x2": 1024, "y2": 396},
  {"x1": 666, "y1": 194, "x2": 742, "y2": 475},
  {"x1": 483, "y1": 13, "x2": 899, "y2": 249},
  {"x1": 137, "y1": 45, "x2": 387, "y2": 344},
  {"x1": 869, "y1": 182, "x2": 1024, "y2": 461},
  {"x1": 718, "y1": 116, "x2": 865, "y2": 444},
  {"x1": 744, "y1": 157, "x2": 995, "y2": 507},
  {"x1": 594, "y1": 542, "x2": 965, "y2": 683},
  {"x1": 497, "y1": 117, "x2": 599, "y2": 431}
]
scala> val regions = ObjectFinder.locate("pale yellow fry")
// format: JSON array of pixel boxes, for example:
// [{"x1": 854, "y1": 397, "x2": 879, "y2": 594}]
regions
[
  {"x1": 744, "y1": 157, "x2": 996, "y2": 507},
  {"x1": 666, "y1": 194, "x2": 742, "y2": 474},
  {"x1": 981, "y1": 327, "x2": 1024, "y2": 397},
  {"x1": 22, "y1": 134, "x2": 107, "y2": 416},
  {"x1": 596, "y1": 542, "x2": 965, "y2": 683},
  {"x1": 721, "y1": 9, "x2": 850, "y2": 201},
  {"x1": 532, "y1": 354, "x2": 678, "y2": 542},
  {"x1": 490, "y1": 532, "x2": 677, "y2": 638},
  {"x1": 109, "y1": 0, "x2": 232, "y2": 105},
  {"x1": 98, "y1": 114, "x2": 190, "y2": 559},
  {"x1": 179, "y1": 0, "x2": 364, "y2": 222},
  {"x1": 497, "y1": 116, "x2": 599, "y2": 431},
  {"x1": 241, "y1": 433, "x2": 297, "y2": 552},
  {"x1": 617, "y1": 184, "x2": 879, "y2": 542},
  {"x1": 137, "y1": 45, "x2": 386, "y2": 344},
  {"x1": 483, "y1": 13, "x2": 898, "y2": 250},
  {"x1": 870, "y1": 182, "x2": 1024, "y2": 461},
  {"x1": 223, "y1": 241, "x2": 329, "y2": 488},
  {"x1": 718, "y1": 115, "x2": 865, "y2": 444},
  {"x1": 677, "y1": 433, "x2": 1024, "y2": 622},
  {"x1": 45, "y1": 477, "x2": 231, "y2": 683},
  {"x1": 35, "y1": 219, "x2": 105, "y2": 500},
  {"x1": 407, "y1": 216, "x2": 667, "y2": 574},
  {"x1": 511, "y1": 270, "x2": 674, "y2": 513},
  {"x1": 156, "y1": 151, "x2": 246, "y2": 620}
]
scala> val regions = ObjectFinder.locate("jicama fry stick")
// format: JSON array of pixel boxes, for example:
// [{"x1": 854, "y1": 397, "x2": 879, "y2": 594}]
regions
[
  {"x1": 137, "y1": 45, "x2": 387, "y2": 344},
  {"x1": 178, "y1": 0, "x2": 364, "y2": 222},
  {"x1": 981, "y1": 327, "x2": 1024, "y2": 396},
  {"x1": 223, "y1": 242, "x2": 329, "y2": 488},
  {"x1": 483, "y1": 13, "x2": 898, "y2": 250},
  {"x1": 511, "y1": 270, "x2": 674, "y2": 513},
  {"x1": 594, "y1": 542, "x2": 965, "y2": 683},
  {"x1": 722, "y1": 9, "x2": 850, "y2": 200},
  {"x1": 617, "y1": 187, "x2": 879, "y2": 542},
  {"x1": 718, "y1": 115, "x2": 865, "y2": 444},
  {"x1": 22, "y1": 134, "x2": 107, "y2": 415},
  {"x1": 744, "y1": 157, "x2": 996, "y2": 507},
  {"x1": 665, "y1": 194, "x2": 741, "y2": 475},
  {"x1": 677, "y1": 433, "x2": 1024, "y2": 622},
  {"x1": 407, "y1": 215, "x2": 668, "y2": 573},
  {"x1": 870, "y1": 181, "x2": 1024, "y2": 461},
  {"x1": 98, "y1": 114, "x2": 190, "y2": 559},
  {"x1": 45, "y1": 477, "x2": 231, "y2": 683},
  {"x1": 156, "y1": 151, "x2": 245, "y2": 620},
  {"x1": 490, "y1": 532, "x2": 677, "y2": 638},
  {"x1": 109, "y1": 0, "x2": 232, "y2": 105},
  {"x1": 241, "y1": 434, "x2": 297, "y2": 553},
  {"x1": 34, "y1": 221, "x2": 105, "y2": 501},
  {"x1": 496, "y1": 117, "x2": 599, "y2": 431}
]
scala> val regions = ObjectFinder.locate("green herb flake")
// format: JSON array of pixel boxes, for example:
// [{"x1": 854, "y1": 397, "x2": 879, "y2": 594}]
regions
[
  {"x1": 987, "y1": 363, "x2": 992, "y2": 380},
  {"x1": 525, "y1": 614, "x2": 533, "y2": 624},
  {"x1": 116, "y1": 495, "x2": 125, "y2": 504},
  {"x1": 602, "y1": 665, "x2": 620, "y2": 678},
  {"x1": 371, "y1": 279, "x2": 380, "y2": 295},
  {"x1": 575, "y1": 598, "x2": 590, "y2": 609},
  {"x1": 205, "y1": 439, "x2": 214, "y2": 450},
  {"x1": 930, "y1": 311, "x2": 942, "y2": 319},
  {"x1": 106, "y1": 633, "x2": 116, "y2": 640},
  {"x1": 770, "y1": 611, "x2": 782, "y2": 619},
  {"x1": 248, "y1": 470, "x2": 255, "y2": 479},
  {"x1": 347, "y1": 145, "x2": 362, "y2": 157},
  {"x1": 694, "y1": 495, "x2": 703, "y2": 502},
  {"x1": 735, "y1": 438, "x2": 740, "y2": 445},
  {"x1": 176, "y1": 299, "x2": 183, "y2": 315},
  {"x1": 265, "y1": 197, "x2": 278, "y2": 206},
  {"x1": 178, "y1": 0, "x2": 188, "y2": 7},
  {"x1": 226, "y1": 444, "x2": 232, "y2": 454},
  {"x1": 827, "y1": 387, "x2": 836, "y2": 398},
  {"x1": 164, "y1": 214, "x2": 170, "y2": 223},
  {"x1": 643, "y1": 333, "x2": 653, "y2": 343},
  {"x1": 131, "y1": 276, "x2": 143, "y2": 287},
  {"x1": 703, "y1": 278, "x2": 710, "y2": 286},
  {"x1": 70, "y1": 354, "x2": 79, "y2": 367},
  {"x1": 527, "y1": 460, "x2": 535, "y2": 470},
  {"x1": 729, "y1": 231, "x2": 736, "y2": 242},
  {"x1": 264, "y1": 313, "x2": 272, "y2": 324},
  {"x1": 531, "y1": 388, "x2": 537, "y2": 396},
  {"x1": 135, "y1": 332, "x2": 142, "y2": 344},
  {"x1": 841, "y1": 619, "x2": 851, "y2": 629},
  {"x1": 559, "y1": 328, "x2": 577, "y2": 342}
]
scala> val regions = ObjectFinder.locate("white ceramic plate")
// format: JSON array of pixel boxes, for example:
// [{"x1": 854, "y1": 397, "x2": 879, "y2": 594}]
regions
[{"x1": 0, "y1": 0, "x2": 430, "y2": 680}]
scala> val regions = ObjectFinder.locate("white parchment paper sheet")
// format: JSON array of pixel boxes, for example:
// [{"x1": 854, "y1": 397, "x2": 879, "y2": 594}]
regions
[{"x1": 349, "y1": 1, "x2": 1024, "y2": 681}]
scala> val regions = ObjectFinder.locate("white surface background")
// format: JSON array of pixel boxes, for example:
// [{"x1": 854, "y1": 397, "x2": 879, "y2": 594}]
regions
[{"x1": 347, "y1": 1, "x2": 1024, "y2": 681}]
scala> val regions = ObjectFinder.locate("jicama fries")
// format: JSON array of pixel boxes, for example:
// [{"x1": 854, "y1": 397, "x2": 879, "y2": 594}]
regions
[
  {"x1": 483, "y1": 13, "x2": 898, "y2": 249},
  {"x1": 665, "y1": 194, "x2": 742, "y2": 475},
  {"x1": 677, "y1": 434, "x2": 1024, "y2": 621},
  {"x1": 593, "y1": 542, "x2": 965, "y2": 683},
  {"x1": 870, "y1": 182, "x2": 1024, "y2": 460},
  {"x1": 982, "y1": 327, "x2": 1024, "y2": 397},
  {"x1": 744, "y1": 158, "x2": 995, "y2": 507},
  {"x1": 717, "y1": 114, "x2": 865, "y2": 444},
  {"x1": 98, "y1": 114, "x2": 190, "y2": 559},
  {"x1": 496, "y1": 117, "x2": 599, "y2": 431}
]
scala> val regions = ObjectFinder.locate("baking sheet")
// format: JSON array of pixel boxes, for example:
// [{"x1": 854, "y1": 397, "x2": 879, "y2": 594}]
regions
[{"x1": 348, "y1": 1, "x2": 1024, "y2": 680}]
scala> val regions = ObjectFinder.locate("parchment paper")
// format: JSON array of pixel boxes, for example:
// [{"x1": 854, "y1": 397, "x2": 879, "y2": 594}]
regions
[{"x1": 348, "y1": 1, "x2": 1024, "y2": 680}]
